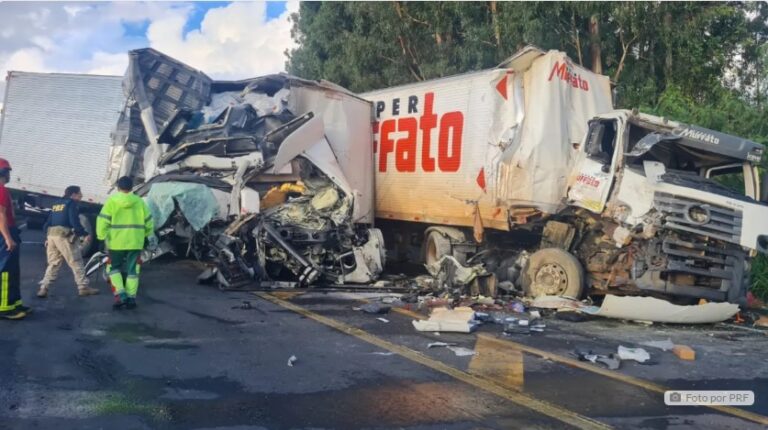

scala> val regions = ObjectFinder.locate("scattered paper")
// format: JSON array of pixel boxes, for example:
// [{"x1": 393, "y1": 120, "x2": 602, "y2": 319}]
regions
[
  {"x1": 287, "y1": 355, "x2": 297, "y2": 367},
  {"x1": 377, "y1": 317, "x2": 390, "y2": 323}
]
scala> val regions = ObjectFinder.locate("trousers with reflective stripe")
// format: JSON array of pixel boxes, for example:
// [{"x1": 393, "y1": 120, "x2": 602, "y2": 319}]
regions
[
  {"x1": 108, "y1": 250, "x2": 141, "y2": 298},
  {"x1": 0, "y1": 228, "x2": 22, "y2": 313}
]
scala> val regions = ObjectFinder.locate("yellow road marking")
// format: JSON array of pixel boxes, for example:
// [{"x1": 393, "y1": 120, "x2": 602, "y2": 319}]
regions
[
  {"x1": 256, "y1": 292, "x2": 611, "y2": 430},
  {"x1": 469, "y1": 335, "x2": 525, "y2": 389},
  {"x1": 477, "y1": 333, "x2": 768, "y2": 426},
  {"x1": 391, "y1": 306, "x2": 427, "y2": 320}
]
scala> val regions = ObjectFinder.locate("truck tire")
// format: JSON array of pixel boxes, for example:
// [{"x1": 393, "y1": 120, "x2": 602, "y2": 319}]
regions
[
  {"x1": 424, "y1": 230, "x2": 452, "y2": 267},
  {"x1": 522, "y1": 248, "x2": 584, "y2": 299}
]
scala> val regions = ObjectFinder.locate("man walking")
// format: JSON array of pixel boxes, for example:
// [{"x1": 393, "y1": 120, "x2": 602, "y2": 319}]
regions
[
  {"x1": 37, "y1": 185, "x2": 99, "y2": 298},
  {"x1": 0, "y1": 158, "x2": 28, "y2": 320},
  {"x1": 96, "y1": 176, "x2": 154, "y2": 310}
]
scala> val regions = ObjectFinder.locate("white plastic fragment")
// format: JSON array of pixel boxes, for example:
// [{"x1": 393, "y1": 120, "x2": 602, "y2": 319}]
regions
[
  {"x1": 287, "y1": 355, "x2": 297, "y2": 367},
  {"x1": 617, "y1": 346, "x2": 651, "y2": 363},
  {"x1": 377, "y1": 317, "x2": 390, "y2": 323},
  {"x1": 588, "y1": 295, "x2": 739, "y2": 324},
  {"x1": 427, "y1": 342, "x2": 458, "y2": 348},
  {"x1": 447, "y1": 347, "x2": 477, "y2": 357},
  {"x1": 640, "y1": 339, "x2": 675, "y2": 351}
]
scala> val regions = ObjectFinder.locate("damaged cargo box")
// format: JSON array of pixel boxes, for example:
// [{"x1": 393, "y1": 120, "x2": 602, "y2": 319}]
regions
[{"x1": 111, "y1": 48, "x2": 382, "y2": 288}]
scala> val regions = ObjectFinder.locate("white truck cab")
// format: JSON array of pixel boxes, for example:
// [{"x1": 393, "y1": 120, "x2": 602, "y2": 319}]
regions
[{"x1": 568, "y1": 110, "x2": 767, "y2": 302}]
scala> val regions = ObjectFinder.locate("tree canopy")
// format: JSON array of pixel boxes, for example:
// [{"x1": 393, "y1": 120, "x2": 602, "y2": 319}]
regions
[{"x1": 288, "y1": 1, "x2": 767, "y2": 143}]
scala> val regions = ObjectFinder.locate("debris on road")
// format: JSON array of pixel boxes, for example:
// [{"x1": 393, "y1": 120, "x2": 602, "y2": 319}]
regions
[
  {"x1": 530, "y1": 295, "x2": 586, "y2": 310},
  {"x1": 447, "y1": 346, "x2": 477, "y2": 357},
  {"x1": 640, "y1": 338, "x2": 675, "y2": 351},
  {"x1": 555, "y1": 310, "x2": 594, "y2": 322},
  {"x1": 672, "y1": 345, "x2": 696, "y2": 361},
  {"x1": 617, "y1": 346, "x2": 651, "y2": 363},
  {"x1": 427, "y1": 342, "x2": 458, "y2": 348},
  {"x1": 359, "y1": 302, "x2": 391, "y2": 314},
  {"x1": 376, "y1": 317, "x2": 390, "y2": 323},
  {"x1": 426, "y1": 342, "x2": 476, "y2": 357},
  {"x1": 287, "y1": 355, "x2": 298, "y2": 367},
  {"x1": 370, "y1": 351, "x2": 395, "y2": 356},
  {"x1": 582, "y1": 295, "x2": 739, "y2": 324},
  {"x1": 413, "y1": 307, "x2": 480, "y2": 333},
  {"x1": 754, "y1": 315, "x2": 768, "y2": 328},
  {"x1": 573, "y1": 350, "x2": 621, "y2": 370}
]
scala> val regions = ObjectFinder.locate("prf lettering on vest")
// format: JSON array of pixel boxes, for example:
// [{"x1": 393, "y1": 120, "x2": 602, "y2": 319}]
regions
[{"x1": 372, "y1": 92, "x2": 464, "y2": 173}]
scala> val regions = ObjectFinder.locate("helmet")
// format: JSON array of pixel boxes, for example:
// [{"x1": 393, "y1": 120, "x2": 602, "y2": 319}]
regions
[{"x1": 0, "y1": 158, "x2": 11, "y2": 171}]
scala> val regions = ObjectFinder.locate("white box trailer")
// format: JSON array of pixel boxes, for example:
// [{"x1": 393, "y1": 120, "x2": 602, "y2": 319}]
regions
[
  {"x1": 364, "y1": 47, "x2": 768, "y2": 304},
  {"x1": 364, "y1": 47, "x2": 613, "y2": 231},
  {"x1": 0, "y1": 71, "x2": 124, "y2": 213}
]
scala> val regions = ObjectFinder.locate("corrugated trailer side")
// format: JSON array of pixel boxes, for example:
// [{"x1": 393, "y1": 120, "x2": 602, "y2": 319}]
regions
[{"x1": 0, "y1": 71, "x2": 124, "y2": 204}]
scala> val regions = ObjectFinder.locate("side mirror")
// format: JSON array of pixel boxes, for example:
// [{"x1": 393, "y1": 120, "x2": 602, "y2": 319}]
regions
[{"x1": 585, "y1": 123, "x2": 606, "y2": 157}]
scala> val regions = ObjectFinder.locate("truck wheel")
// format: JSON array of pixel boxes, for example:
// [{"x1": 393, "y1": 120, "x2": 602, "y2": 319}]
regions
[
  {"x1": 424, "y1": 230, "x2": 452, "y2": 267},
  {"x1": 522, "y1": 248, "x2": 584, "y2": 298}
]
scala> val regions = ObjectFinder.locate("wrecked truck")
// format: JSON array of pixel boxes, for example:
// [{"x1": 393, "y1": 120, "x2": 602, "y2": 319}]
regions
[
  {"x1": 106, "y1": 48, "x2": 384, "y2": 288},
  {"x1": 364, "y1": 46, "x2": 767, "y2": 304}
]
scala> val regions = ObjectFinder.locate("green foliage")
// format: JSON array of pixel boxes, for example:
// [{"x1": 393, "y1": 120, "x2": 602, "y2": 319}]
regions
[
  {"x1": 288, "y1": 1, "x2": 768, "y2": 295},
  {"x1": 753, "y1": 255, "x2": 768, "y2": 301}
]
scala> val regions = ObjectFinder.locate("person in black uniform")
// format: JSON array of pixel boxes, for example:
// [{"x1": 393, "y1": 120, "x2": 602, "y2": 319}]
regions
[{"x1": 37, "y1": 186, "x2": 99, "y2": 298}]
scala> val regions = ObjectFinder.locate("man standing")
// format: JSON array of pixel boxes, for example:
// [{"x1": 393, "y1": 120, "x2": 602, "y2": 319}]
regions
[
  {"x1": 37, "y1": 185, "x2": 99, "y2": 298},
  {"x1": 96, "y1": 176, "x2": 154, "y2": 310},
  {"x1": 0, "y1": 158, "x2": 28, "y2": 320}
]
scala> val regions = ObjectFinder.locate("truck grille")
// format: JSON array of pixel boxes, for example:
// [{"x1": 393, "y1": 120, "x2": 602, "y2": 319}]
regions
[
  {"x1": 653, "y1": 192, "x2": 746, "y2": 298},
  {"x1": 654, "y1": 193, "x2": 742, "y2": 245}
]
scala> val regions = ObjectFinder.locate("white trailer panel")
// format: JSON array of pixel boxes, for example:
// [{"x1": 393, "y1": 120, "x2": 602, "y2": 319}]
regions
[
  {"x1": 363, "y1": 49, "x2": 613, "y2": 231},
  {"x1": 0, "y1": 71, "x2": 124, "y2": 204}
]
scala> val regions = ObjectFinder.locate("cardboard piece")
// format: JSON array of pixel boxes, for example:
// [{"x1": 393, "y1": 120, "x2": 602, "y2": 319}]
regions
[{"x1": 413, "y1": 307, "x2": 479, "y2": 333}]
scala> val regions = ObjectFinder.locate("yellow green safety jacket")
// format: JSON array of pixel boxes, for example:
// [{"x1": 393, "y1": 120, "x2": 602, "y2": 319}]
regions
[{"x1": 96, "y1": 192, "x2": 154, "y2": 250}]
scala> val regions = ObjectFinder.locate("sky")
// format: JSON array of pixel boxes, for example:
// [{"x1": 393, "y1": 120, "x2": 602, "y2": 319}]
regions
[{"x1": 0, "y1": 1, "x2": 299, "y2": 105}]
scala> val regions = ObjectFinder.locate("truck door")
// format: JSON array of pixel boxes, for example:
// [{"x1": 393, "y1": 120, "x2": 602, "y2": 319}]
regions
[{"x1": 568, "y1": 119, "x2": 620, "y2": 213}]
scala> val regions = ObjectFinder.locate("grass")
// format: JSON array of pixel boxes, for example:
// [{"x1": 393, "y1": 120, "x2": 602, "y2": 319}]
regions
[{"x1": 94, "y1": 393, "x2": 171, "y2": 422}]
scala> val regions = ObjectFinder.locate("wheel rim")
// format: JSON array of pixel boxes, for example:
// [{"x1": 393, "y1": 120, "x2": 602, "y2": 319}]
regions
[{"x1": 532, "y1": 262, "x2": 569, "y2": 296}]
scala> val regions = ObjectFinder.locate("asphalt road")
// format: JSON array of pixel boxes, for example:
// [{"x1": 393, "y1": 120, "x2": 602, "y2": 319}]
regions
[{"x1": 1, "y1": 229, "x2": 766, "y2": 430}]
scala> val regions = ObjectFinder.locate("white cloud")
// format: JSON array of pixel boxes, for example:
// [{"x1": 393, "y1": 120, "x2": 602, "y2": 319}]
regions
[
  {"x1": 86, "y1": 52, "x2": 129, "y2": 76},
  {"x1": 0, "y1": 1, "x2": 298, "y2": 102},
  {"x1": 2, "y1": 48, "x2": 50, "y2": 74},
  {"x1": 147, "y1": 1, "x2": 299, "y2": 79}
]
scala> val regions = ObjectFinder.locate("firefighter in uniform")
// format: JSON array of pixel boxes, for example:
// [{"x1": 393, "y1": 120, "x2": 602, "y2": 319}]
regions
[
  {"x1": 37, "y1": 185, "x2": 100, "y2": 298},
  {"x1": 96, "y1": 176, "x2": 154, "y2": 310},
  {"x1": 0, "y1": 158, "x2": 29, "y2": 320}
]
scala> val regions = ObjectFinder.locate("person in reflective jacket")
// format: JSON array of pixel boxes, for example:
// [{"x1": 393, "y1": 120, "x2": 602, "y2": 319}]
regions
[
  {"x1": 96, "y1": 176, "x2": 154, "y2": 310},
  {"x1": 0, "y1": 158, "x2": 28, "y2": 320}
]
